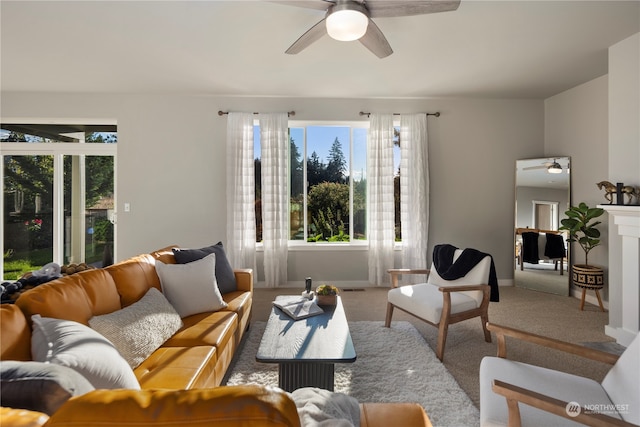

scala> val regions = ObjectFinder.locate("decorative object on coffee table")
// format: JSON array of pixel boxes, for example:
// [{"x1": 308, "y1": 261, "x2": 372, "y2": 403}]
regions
[
  {"x1": 315, "y1": 284, "x2": 339, "y2": 307},
  {"x1": 559, "y1": 202, "x2": 606, "y2": 311}
]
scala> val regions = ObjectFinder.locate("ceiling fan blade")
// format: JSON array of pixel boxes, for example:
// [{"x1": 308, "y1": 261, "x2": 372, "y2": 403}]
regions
[
  {"x1": 522, "y1": 165, "x2": 547, "y2": 171},
  {"x1": 366, "y1": 0, "x2": 461, "y2": 18},
  {"x1": 270, "y1": 0, "x2": 334, "y2": 11},
  {"x1": 358, "y1": 18, "x2": 393, "y2": 58},
  {"x1": 285, "y1": 18, "x2": 327, "y2": 54}
]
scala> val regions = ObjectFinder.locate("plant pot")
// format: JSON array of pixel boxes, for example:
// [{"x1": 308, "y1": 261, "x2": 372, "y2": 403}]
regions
[
  {"x1": 571, "y1": 264, "x2": 604, "y2": 289},
  {"x1": 316, "y1": 294, "x2": 337, "y2": 307}
]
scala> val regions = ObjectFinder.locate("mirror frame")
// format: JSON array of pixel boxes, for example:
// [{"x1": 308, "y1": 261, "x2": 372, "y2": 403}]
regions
[{"x1": 514, "y1": 156, "x2": 571, "y2": 296}]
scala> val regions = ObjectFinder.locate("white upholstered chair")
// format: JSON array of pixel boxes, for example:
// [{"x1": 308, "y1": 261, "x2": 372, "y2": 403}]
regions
[
  {"x1": 480, "y1": 323, "x2": 639, "y2": 427},
  {"x1": 385, "y1": 246, "x2": 493, "y2": 362}
]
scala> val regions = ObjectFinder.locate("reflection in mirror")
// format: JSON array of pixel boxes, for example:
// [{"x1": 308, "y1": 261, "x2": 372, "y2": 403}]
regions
[{"x1": 514, "y1": 157, "x2": 571, "y2": 296}]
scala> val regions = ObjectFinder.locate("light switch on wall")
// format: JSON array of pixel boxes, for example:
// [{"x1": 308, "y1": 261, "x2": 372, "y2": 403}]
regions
[{"x1": 124, "y1": 203, "x2": 130, "y2": 212}]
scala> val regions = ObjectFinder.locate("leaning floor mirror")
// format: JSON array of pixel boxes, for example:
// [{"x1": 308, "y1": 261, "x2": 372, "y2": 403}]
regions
[{"x1": 514, "y1": 157, "x2": 571, "y2": 296}]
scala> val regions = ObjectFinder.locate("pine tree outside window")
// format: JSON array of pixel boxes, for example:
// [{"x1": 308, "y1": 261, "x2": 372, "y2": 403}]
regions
[{"x1": 255, "y1": 122, "x2": 385, "y2": 245}]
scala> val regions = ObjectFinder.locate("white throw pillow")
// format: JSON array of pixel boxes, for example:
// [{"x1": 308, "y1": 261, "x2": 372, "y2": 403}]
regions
[
  {"x1": 89, "y1": 288, "x2": 183, "y2": 369},
  {"x1": 30, "y1": 315, "x2": 140, "y2": 390},
  {"x1": 155, "y1": 252, "x2": 227, "y2": 318}
]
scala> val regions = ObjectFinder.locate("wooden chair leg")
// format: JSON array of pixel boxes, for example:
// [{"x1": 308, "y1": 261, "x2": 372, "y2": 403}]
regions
[
  {"x1": 580, "y1": 288, "x2": 586, "y2": 311},
  {"x1": 481, "y1": 314, "x2": 491, "y2": 343},
  {"x1": 436, "y1": 320, "x2": 449, "y2": 362},
  {"x1": 384, "y1": 303, "x2": 394, "y2": 327},
  {"x1": 595, "y1": 289, "x2": 605, "y2": 312}
]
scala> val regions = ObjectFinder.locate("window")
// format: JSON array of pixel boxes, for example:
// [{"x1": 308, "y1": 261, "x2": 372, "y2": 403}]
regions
[
  {"x1": 1, "y1": 125, "x2": 116, "y2": 280},
  {"x1": 253, "y1": 121, "x2": 401, "y2": 245}
]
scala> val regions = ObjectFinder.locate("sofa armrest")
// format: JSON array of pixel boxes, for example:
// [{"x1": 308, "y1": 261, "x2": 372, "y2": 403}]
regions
[
  {"x1": 234, "y1": 269, "x2": 253, "y2": 293},
  {"x1": 486, "y1": 323, "x2": 619, "y2": 364},
  {"x1": 492, "y1": 379, "x2": 635, "y2": 427},
  {"x1": 45, "y1": 385, "x2": 299, "y2": 427},
  {"x1": 360, "y1": 403, "x2": 432, "y2": 427}
]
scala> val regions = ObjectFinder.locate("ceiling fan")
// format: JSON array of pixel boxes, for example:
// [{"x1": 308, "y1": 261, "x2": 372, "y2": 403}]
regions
[
  {"x1": 275, "y1": 0, "x2": 461, "y2": 59},
  {"x1": 523, "y1": 159, "x2": 566, "y2": 174}
]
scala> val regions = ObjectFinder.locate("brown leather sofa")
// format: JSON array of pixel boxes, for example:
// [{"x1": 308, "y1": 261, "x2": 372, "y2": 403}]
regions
[
  {"x1": 1, "y1": 246, "x2": 431, "y2": 427},
  {"x1": 0, "y1": 384, "x2": 433, "y2": 427},
  {"x1": 1, "y1": 246, "x2": 253, "y2": 390}
]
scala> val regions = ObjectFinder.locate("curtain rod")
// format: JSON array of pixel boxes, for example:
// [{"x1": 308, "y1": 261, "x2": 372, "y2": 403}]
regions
[
  {"x1": 359, "y1": 111, "x2": 440, "y2": 117},
  {"x1": 218, "y1": 110, "x2": 295, "y2": 117}
]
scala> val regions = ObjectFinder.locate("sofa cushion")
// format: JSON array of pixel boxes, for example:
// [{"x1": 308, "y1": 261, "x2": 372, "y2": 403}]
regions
[
  {"x1": 134, "y1": 346, "x2": 217, "y2": 389},
  {"x1": 172, "y1": 242, "x2": 237, "y2": 294},
  {"x1": 156, "y1": 253, "x2": 227, "y2": 317},
  {"x1": 163, "y1": 310, "x2": 237, "y2": 349},
  {"x1": 0, "y1": 361, "x2": 94, "y2": 415},
  {"x1": 89, "y1": 288, "x2": 183, "y2": 369},
  {"x1": 31, "y1": 315, "x2": 140, "y2": 390},
  {"x1": 105, "y1": 254, "x2": 161, "y2": 308},
  {"x1": 16, "y1": 269, "x2": 120, "y2": 326},
  {"x1": 0, "y1": 304, "x2": 32, "y2": 361}
]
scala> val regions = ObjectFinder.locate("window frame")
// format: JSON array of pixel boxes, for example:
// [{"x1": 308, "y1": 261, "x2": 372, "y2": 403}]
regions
[
  {"x1": 290, "y1": 120, "x2": 369, "y2": 248},
  {"x1": 1, "y1": 139, "x2": 117, "y2": 278},
  {"x1": 254, "y1": 120, "x2": 370, "y2": 249}
]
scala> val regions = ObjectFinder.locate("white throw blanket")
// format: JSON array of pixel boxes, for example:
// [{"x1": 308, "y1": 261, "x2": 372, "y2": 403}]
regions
[{"x1": 290, "y1": 387, "x2": 360, "y2": 427}]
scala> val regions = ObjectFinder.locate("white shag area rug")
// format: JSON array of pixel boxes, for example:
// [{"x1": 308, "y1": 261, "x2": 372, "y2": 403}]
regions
[{"x1": 225, "y1": 321, "x2": 480, "y2": 427}]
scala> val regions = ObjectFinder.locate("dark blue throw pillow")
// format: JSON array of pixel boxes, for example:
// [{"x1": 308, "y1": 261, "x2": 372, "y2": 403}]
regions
[{"x1": 172, "y1": 242, "x2": 237, "y2": 294}]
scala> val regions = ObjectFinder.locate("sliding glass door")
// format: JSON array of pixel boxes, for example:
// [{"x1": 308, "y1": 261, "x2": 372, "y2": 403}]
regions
[{"x1": 1, "y1": 126, "x2": 116, "y2": 280}]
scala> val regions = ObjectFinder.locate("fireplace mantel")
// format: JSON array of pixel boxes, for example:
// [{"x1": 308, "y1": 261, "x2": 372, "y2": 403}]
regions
[{"x1": 600, "y1": 205, "x2": 640, "y2": 346}]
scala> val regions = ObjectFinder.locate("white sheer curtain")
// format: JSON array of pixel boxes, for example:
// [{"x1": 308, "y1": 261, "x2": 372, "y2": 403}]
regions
[
  {"x1": 400, "y1": 114, "x2": 429, "y2": 281},
  {"x1": 260, "y1": 113, "x2": 289, "y2": 287},
  {"x1": 226, "y1": 112, "x2": 257, "y2": 277},
  {"x1": 367, "y1": 114, "x2": 395, "y2": 285}
]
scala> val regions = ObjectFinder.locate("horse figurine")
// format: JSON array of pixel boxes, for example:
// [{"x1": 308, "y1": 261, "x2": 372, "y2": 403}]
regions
[{"x1": 596, "y1": 181, "x2": 639, "y2": 204}]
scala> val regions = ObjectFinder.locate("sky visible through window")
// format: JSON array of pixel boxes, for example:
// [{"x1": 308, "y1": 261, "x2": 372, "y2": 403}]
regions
[{"x1": 254, "y1": 125, "x2": 400, "y2": 179}]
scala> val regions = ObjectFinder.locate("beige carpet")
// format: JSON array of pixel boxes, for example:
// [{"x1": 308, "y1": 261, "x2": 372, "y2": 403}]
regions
[
  {"x1": 514, "y1": 264, "x2": 569, "y2": 296},
  {"x1": 251, "y1": 286, "x2": 616, "y2": 409}
]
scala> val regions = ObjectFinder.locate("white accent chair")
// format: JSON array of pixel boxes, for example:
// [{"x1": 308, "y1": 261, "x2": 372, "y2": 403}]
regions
[
  {"x1": 385, "y1": 248, "x2": 492, "y2": 362},
  {"x1": 480, "y1": 323, "x2": 640, "y2": 427}
]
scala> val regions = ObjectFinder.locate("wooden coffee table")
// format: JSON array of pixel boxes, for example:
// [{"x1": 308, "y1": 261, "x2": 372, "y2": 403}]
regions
[{"x1": 256, "y1": 295, "x2": 356, "y2": 392}]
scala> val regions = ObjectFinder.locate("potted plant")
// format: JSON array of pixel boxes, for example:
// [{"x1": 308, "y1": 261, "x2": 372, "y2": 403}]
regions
[
  {"x1": 315, "y1": 284, "x2": 339, "y2": 306},
  {"x1": 559, "y1": 202, "x2": 605, "y2": 288}
]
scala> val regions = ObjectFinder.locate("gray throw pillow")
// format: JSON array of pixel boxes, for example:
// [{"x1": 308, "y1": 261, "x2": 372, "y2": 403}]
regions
[
  {"x1": 30, "y1": 315, "x2": 141, "y2": 390},
  {"x1": 172, "y1": 242, "x2": 237, "y2": 294},
  {"x1": 0, "y1": 360, "x2": 94, "y2": 415}
]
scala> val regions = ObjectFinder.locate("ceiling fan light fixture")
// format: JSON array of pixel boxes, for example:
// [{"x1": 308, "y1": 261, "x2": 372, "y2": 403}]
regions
[
  {"x1": 547, "y1": 162, "x2": 563, "y2": 174},
  {"x1": 326, "y1": 8, "x2": 369, "y2": 41}
]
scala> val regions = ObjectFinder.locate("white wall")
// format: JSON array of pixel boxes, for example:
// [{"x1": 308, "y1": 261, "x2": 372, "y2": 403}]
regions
[
  {"x1": 1, "y1": 93, "x2": 544, "y2": 286},
  {"x1": 544, "y1": 75, "x2": 610, "y2": 301},
  {"x1": 543, "y1": 32, "x2": 640, "y2": 310},
  {"x1": 606, "y1": 32, "x2": 640, "y2": 339}
]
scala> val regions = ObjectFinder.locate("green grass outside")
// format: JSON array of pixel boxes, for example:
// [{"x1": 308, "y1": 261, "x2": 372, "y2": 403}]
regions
[{"x1": 3, "y1": 243, "x2": 108, "y2": 280}]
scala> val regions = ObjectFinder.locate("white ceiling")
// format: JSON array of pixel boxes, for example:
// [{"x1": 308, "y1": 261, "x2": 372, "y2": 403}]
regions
[
  {"x1": 516, "y1": 157, "x2": 571, "y2": 189},
  {"x1": 1, "y1": 0, "x2": 638, "y2": 99}
]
